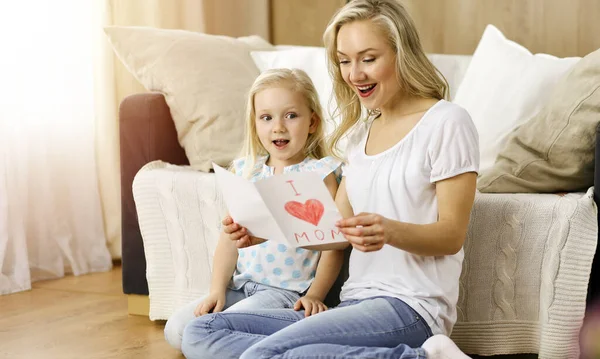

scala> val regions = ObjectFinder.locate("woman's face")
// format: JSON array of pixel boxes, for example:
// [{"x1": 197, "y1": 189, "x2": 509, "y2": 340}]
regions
[{"x1": 336, "y1": 20, "x2": 401, "y2": 111}]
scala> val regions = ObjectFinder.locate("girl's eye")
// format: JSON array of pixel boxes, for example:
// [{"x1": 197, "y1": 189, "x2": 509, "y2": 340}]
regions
[
  {"x1": 285, "y1": 112, "x2": 298, "y2": 119},
  {"x1": 260, "y1": 115, "x2": 272, "y2": 121}
]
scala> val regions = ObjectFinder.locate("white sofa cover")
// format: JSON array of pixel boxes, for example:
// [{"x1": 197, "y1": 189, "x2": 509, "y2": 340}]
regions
[{"x1": 133, "y1": 160, "x2": 597, "y2": 358}]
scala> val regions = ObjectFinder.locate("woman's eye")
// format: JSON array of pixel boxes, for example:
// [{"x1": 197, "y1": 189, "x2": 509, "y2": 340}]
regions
[
  {"x1": 339, "y1": 60, "x2": 350, "y2": 65},
  {"x1": 285, "y1": 113, "x2": 298, "y2": 119},
  {"x1": 363, "y1": 58, "x2": 375, "y2": 63}
]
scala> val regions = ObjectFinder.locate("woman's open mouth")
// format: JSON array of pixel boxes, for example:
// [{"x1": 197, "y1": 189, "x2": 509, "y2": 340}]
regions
[
  {"x1": 356, "y1": 84, "x2": 377, "y2": 98},
  {"x1": 272, "y1": 139, "x2": 290, "y2": 150}
]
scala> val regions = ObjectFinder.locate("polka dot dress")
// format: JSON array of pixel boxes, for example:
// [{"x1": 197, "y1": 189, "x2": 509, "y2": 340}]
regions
[{"x1": 230, "y1": 155, "x2": 341, "y2": 293}]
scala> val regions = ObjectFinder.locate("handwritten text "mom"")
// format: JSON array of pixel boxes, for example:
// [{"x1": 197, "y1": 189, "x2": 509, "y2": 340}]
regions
[{"x1": 294, "y1": 228, "x2": 343, "y2": 243}]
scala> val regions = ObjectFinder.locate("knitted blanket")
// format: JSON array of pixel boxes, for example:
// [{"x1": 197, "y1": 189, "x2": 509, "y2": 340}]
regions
[
  {"x1": 452, "y1": 189, "x2": 597, "y2": 359},
  {"x1": 133, "y1": 161, "x2": 597, "y2": 358}
]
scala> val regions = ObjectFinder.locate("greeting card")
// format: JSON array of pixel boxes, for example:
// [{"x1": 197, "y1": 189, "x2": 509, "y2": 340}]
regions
[{"x1": 213, "y1": 164, "x2": 346, "y2": 248}]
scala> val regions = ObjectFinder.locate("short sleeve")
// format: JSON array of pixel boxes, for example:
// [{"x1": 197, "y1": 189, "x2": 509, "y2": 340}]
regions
[
  {"x1": 231, "y1": 156, "x2": 268, "y2": 179},
  {"x1": 341, "y1": 162, "x2": 348, "y2": 177},
  {"x1": 310, "y1": 156, "x2": 342, "y2": 180},
  {"x1": 428, "y1": 108, "x2": 480, "y2": 183},
  {"x1": 231, "y1": 157, "x2": 246, "y2": 177}
]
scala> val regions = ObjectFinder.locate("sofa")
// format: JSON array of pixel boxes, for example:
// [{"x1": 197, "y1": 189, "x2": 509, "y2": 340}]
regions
[{"x1": 112, "y1": 25, "x2": 600, "y2": 358}]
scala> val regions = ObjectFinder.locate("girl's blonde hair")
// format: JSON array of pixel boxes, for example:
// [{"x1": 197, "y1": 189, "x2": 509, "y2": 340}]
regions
[
  {"x1": 240, "y1": 68, "x2": 328, "y2": 178},
  {"x1": 323, "y1": 0, "x2": 449, "y2": 157}
]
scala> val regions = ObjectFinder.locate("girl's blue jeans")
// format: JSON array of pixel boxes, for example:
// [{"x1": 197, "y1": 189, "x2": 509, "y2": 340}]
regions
[
  {"x1": 165, "y1": 281, "x2": 300, "y2": 350},
  {"x1": 181, "y1": 296, "x2": 432, "y2": 359}
]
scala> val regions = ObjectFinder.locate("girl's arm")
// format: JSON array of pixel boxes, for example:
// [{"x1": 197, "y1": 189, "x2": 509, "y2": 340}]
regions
[
  {"x1": 208, "y1": 227, "x2": 240, "y2": 294},
  {"x1": 294, "y1": 173, "x2": 346, "y2": 316},
  {"x1": 304, "y1": 249, "x2": 344, "y2": 297},
  {"x1": 338, "y1": 172, "x2": 477, "y2": 256},
  {"x1": 323, "y1": 172, "x2": 339, "y2": 199},
  {"x1": 304, "y1": 177, "x2": 353, "y2": 251},
  {"x1": 333, "y1": 176, "x2": 355, "y2": 219},
  {"x1": 193, "y1": 220, "x2": 240, "y2": 316},
  {"x1": 305, "y1": 174, "x2": 345, "y2": 301}
]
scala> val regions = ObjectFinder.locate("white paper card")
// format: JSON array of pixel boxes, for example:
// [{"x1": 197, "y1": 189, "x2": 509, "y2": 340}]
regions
[{"x1": 213, "y1": 164, "x2": 346, "y2": 248}]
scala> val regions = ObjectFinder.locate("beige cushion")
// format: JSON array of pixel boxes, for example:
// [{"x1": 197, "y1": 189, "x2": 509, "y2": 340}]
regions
[
  {"x1": 104, "y1": 26, "x2": 274, "y2": 172},
  {"x1": 478, "y1": 48, "x2": 600, "y2": 193}
]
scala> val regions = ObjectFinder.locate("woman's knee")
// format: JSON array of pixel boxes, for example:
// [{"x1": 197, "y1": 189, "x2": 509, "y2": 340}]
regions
[{"x1": 240, "y1": 343, "x2": 280, "y2": 359}]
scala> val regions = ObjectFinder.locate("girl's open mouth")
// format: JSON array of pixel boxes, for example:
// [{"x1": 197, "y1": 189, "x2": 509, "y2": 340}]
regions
[
  {"x1": 357, "y1": 84, "x2": 377, "y2": 98},
  {"x1": 272, "y1": 139, "x2": 290, "y2": 149}
]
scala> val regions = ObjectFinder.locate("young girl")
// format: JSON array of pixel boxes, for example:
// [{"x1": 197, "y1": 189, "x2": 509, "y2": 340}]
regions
[
  {"x1": 164, "y1": 68, "x2": 344, "y2": 350},
  {"x1": 180, "y1": 1, "x2": 478, "y2": 359}
]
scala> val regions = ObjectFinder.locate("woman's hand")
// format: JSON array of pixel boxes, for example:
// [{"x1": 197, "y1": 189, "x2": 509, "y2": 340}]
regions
[
  {"x1": 293, "y1": 295, "x2": 328, "y2": 317},
  {"x1": 222, "y1": 216, "x2": 265, "y2": 248},
  {"x1": 336, "y1": 213, "x2": 391, "y2": 252}
]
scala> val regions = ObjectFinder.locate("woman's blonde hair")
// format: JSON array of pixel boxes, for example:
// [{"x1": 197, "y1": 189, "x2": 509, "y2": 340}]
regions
[
  {"x1": 240, "y1": 68, "x2": 328, "y2": 178},
  {"x1": 323, "y1": 0, "x2": 448, "y2": 157}
]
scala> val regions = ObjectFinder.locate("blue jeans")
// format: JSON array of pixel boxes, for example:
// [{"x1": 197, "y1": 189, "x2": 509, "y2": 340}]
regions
[
  {"x1": 181, "y1": 296, "x2": 432, "y2": 359},
  {"x1": 165, "y1": 281, "x2": 300, "y2": 350}
]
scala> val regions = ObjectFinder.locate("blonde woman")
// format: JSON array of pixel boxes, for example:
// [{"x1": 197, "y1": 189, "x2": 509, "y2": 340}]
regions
[
  {"x1": 182, "y1": 1, "x2": 478, "y2": 358},
  {"x1": 165, "y1": 68, "x2": 344, "y2": 350}
]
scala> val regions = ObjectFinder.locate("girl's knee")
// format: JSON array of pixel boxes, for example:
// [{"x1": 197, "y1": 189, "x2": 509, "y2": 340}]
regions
[
  {"x1": 164, "y1": 317, "x2": 185, "y2": 350},
  {"x1": 165, "y1": 299, "x2": 202, "y2": 350},
  {"x1": 181, "y1": 314, "x2": 229, "y2": 359}
]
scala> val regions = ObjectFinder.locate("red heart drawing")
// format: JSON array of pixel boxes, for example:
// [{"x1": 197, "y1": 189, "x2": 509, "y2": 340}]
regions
[{"x1": 284, "y1": 199, "x2": 324, "y2": 226}]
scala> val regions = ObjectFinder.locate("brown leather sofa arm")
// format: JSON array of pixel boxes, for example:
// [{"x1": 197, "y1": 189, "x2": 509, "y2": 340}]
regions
[{"x1": 119, "y1": 92, "x2": 189, "y2": 295}]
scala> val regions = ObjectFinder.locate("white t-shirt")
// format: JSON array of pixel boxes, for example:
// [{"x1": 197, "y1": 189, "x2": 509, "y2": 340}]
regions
[{"x1": 339, "y1": 100, "x2": 479, "y2": 335}]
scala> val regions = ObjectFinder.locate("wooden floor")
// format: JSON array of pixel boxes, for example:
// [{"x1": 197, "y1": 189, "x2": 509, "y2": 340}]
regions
[
  {"x1": 0, "y1": 265, "x2": 182, "y2": 359},
  {"x1": 0, "y1": 265, "x2": 539, "y2": 359}
]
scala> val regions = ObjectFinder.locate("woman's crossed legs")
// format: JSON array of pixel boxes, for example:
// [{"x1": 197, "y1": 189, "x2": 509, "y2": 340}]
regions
[{"x1": 181, "y1": 296, "x2": 432, "y2": 359}]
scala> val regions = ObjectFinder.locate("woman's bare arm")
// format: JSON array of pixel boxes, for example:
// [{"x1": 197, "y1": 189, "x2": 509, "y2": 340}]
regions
[{"x1": 338, "y1": 172, "x2": 476, "y2": 256}]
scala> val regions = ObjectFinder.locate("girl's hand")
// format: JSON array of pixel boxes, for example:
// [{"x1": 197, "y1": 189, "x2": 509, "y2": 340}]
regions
[
  {"x1": 336, "y1": 212, "x2": 390, "y2": 252},
  {"x1": 222, "y1": 216, "x2": 265, "y2": 248},
  {"x1": 194, "y1": 291, "x2": 226, "y2": 317},
  {"x1": 293, "y1": 296, "x2": 328, "y2": 317}
]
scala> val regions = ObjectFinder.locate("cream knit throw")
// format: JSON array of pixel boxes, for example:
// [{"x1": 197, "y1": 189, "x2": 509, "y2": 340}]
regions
[
  {"x1": 133, "y1": 161, "x2": 597, "y2": 358},
  {"x1": 452, "y1": 189, "x2": 597, "y2": 359}
]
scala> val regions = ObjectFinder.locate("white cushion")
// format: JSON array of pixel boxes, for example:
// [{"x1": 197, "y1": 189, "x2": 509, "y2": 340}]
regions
[
  {"x1": 427, "y1": 54, "x2": 472, "y2": 101},
  {"x1": 453, "y1": 24, "x2": 580, "y2": 173}
]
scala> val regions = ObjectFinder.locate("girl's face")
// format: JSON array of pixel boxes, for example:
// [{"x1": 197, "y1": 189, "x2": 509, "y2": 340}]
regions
[
  {"x1": 254, "y1": 86, "x2": 317, "y2": 167},
  {"x1": 336, "y1": 20, "x2": 401, "y2": 112}
]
